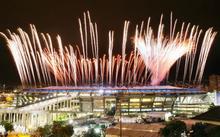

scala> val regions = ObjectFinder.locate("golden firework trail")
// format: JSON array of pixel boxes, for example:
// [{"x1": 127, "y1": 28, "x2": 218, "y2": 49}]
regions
[{"x1": 0, "y1": 11, "x2": 217, "y2": 87}]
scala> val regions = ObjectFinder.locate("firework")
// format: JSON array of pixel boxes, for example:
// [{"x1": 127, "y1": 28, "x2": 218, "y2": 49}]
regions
[{"x1": 0, "y1": 12, "x2": 217, "y2": 87}]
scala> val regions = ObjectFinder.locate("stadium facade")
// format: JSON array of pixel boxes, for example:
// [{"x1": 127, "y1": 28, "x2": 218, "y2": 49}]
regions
[
  {"x1": 0, "y1": 85, "x2": 217, "y2": 129},
  {"x1": 26, "y1": 85, "x2": 213, "y2": 116}
]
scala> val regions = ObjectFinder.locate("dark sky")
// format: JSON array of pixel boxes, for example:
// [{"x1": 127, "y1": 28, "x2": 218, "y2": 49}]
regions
[{"x1": 0, "y1": 0, "x2": 219, "y2": 86}]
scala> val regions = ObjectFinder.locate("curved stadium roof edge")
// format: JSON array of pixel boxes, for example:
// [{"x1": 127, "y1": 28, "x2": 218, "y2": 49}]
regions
[{"x1": 24, "y1": 85, "x2": 205, "y2": 94}]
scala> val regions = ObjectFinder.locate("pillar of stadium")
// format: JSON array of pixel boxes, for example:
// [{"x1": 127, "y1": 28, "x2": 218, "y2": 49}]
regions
[{"x1": 0, "y1": 95, "x2": 80, "y2": 129}]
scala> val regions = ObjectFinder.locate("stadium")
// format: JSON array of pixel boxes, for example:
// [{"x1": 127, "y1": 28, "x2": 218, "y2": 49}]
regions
[
  {"x1": 26, "y1": 85, "x2": 210, "y2": 116},
  {"x1": 0, "y1": 12, "x2": 217, "y2": 130}
]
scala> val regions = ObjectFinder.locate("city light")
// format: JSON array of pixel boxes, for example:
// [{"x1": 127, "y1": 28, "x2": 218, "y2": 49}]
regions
[{"x1": 68, "y1": 119, "x2": 73, "y2": 124}]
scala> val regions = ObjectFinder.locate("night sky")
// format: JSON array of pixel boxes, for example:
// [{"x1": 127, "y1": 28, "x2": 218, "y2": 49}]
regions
[{"x1": 0, "y1": 0, "x2": 219, "y2": 86}]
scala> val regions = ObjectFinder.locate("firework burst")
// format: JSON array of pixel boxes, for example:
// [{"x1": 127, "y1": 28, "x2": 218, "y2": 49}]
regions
[{"x1": 0, "y1": 12, "x2": 217, "y2": 87}]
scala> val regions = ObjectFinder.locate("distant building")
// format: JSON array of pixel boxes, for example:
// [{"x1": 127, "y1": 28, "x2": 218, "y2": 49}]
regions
[
  {"x1": 208, "y1": 75, "x2": 220, "y2": 106},
  {"x1": 209, "y1": 75, "x2": 220, "y2": 91}
]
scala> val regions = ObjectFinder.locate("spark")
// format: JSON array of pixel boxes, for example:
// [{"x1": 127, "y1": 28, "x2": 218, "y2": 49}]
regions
[{"x1": 0, "y1": 12, "x2": 217, "y2": 87}]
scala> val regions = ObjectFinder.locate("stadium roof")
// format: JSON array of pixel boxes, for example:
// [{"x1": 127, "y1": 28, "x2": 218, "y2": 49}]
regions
[{"x1": 25, "y1": 85, "x2": 204, "y2": 95}]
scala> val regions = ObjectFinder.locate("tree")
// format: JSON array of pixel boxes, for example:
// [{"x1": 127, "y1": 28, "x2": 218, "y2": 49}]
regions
[
  {"x1": 190, "y1": 122, "x2": 207, "y2": 137},
  {"x1": 51, "y1": 121, "x2": 64, "y2": 137},
  {"x1": 207, "y1": 126, "x2": 220, "y2": 137},
  {"x1": 83, "y1": 128, "x2": 101, "y2": 137},
  {"x1": 0, "y1": 121, "x2": 13, "y2": 132},
  {"x1": 208, "y1": 103, "x2": 216, "y2": 111},
  {"x1": 51, "y1": 121, "x2": 73, "y2": 137},
  {"x1": 36, "y1": 124, "x2": 52, "y2": 137},
  {"x1": 32, "y1": 121, "x2": 73, "y2": 137},
  {"x1": 161, "y1": 120, "x2": 187, "y2": 137},
  {"x1": 62, "y1": 124, "x2": 74, "y2": 137}
]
